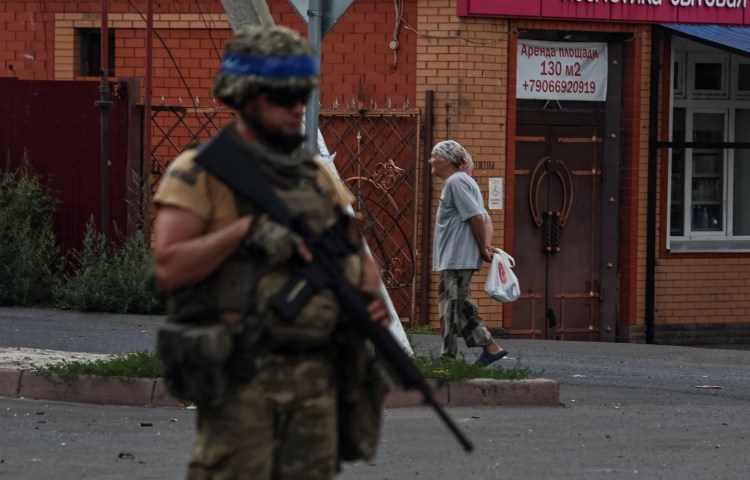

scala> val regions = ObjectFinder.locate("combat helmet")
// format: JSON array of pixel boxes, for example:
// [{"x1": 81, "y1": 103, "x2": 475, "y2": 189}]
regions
[{"x1": 213, "y1": 25, "x2": 320, "y2": 110}]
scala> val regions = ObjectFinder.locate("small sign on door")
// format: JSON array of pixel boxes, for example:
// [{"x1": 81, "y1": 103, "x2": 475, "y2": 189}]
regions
[{"x1": 488, "y1": 178, "x2": 503, "y2": 210}]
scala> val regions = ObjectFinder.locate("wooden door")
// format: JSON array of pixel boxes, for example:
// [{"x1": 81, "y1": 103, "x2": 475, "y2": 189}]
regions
[{"x1": 512, "y1": 123, "x2": 603, "y2": 340}]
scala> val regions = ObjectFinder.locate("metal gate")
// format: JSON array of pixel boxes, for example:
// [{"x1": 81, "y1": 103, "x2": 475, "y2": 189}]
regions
[
  {"x1": 513, "y1": 119, "x2": 603, "y2": 340},
  {"x1": 145, "y1": 104, "x2": 234, "y2": 192},
  {"x1": 319, "y1": 109, "x2": 420, "y2": 322},
  {"x1": 0, "y1": 78, "x2": 132, "y2": 252},
  {"x1": 144, "y1": 105, "x2": 420, "y2": 322}
]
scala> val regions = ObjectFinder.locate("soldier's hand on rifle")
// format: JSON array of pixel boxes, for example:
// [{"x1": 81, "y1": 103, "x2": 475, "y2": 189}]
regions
[
  {"x1": 367, "y1": 298, "x2": 390, "y2": 328},
  {"x1": 295, "y1": 242, "x2": 313, "y2": 262}
]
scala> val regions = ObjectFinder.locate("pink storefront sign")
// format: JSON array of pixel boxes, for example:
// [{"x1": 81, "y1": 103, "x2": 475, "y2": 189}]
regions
[{"x1": 457, "y1": 0, "x2": 750, "y2": 27}]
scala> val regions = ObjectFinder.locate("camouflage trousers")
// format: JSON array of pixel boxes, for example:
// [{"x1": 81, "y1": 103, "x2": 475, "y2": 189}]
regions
[
  {"x1": 438, "y1": 269, "x2": 494, "y2": 358},
  {"x1": 187, "y1": 354, "x2": 337, "y2": 480}
]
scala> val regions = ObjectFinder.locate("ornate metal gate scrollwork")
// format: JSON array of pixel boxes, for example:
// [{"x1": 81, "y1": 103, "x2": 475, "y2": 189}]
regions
[
  {"x1": 142, "y1": 103, "x2": 420, "y2": 322},
  {"x1": 319, "y1": 109, "x2": 420, "y2": 321}
]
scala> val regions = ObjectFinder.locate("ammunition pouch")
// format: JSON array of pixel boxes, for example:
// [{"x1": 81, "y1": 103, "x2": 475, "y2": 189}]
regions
[
  {"x1": 157, "y1": 322, "x2": 236, "y2": 407},
  {"x1": 156, "y1": 282, "x2": 263, "y2": 407}
]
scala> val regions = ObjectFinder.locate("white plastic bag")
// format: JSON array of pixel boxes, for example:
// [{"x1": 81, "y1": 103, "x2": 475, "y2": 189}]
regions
[{"x1": 484, "y1": 250, "x2": 520, "y2": 302}]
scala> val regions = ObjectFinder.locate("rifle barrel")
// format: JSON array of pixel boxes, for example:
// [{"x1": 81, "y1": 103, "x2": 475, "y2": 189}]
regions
[
  {"x1": 338, "y1": 281, "x2": 474, "y2": 453},
  {"x1": 422, "y1": 394, "x2": 475, "y2": 452}
]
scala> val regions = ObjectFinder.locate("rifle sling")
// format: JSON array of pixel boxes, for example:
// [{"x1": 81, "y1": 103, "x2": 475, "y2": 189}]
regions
[
  {"x1": 194, "y1": 126, "x2": 349, "y2": 321},
  {"x1": 194, "y1": 127, "x2": 475, "y2": 453},
  {"x1": 194, "y1": 125, "x2": 296, "y2": 229}
]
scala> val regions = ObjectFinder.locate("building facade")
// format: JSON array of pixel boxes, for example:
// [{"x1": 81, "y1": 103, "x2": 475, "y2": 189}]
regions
[
  {"x1": 419, "y1": 0, "x2": 750, "y2": 344},
  {"x1": 2, "y1": 0, "x2": 749, "y2": 344}
]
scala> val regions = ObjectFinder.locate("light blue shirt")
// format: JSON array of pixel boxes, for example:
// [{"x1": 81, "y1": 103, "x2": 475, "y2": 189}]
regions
[{"x1": 432, "y1": 172, "x2": 487, "y2": 271}]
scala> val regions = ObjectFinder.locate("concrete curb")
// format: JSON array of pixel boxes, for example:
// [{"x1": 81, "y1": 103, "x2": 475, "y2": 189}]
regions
[{"x1": 0, "y1": 368, "x2": 560, "y2": 408}]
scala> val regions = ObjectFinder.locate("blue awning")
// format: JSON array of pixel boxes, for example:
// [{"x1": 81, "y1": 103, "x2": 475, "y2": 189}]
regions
[{"x1": 662, "y1": 24, "x2": 750, "y2": 58}]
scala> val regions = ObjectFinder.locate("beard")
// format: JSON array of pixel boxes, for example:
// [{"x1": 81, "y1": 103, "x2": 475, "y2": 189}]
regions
[{"x1": 239, "y1": 110, "x2": 306, "y2": 154}]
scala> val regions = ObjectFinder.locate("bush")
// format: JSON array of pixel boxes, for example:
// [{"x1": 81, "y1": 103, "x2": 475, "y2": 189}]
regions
[
  {"x1": 0, "y1": 153, "x2": 60, "y2": 305},
  {"x1": 54, "y1": 218, "x2": 163, "y2": 314}
]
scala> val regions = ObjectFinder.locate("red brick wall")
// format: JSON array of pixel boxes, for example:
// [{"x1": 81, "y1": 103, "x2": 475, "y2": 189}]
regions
[
  {"x1": 0, "y1": 0, "x2": 418, "y2": 206},
  {"x1": 619, "y1": 29, "x2": 646, "y2": 334},
  {"x1": 4, "y1": 0, "x2": 748, "y2": 336},
  {"x1": 416, "y1": 1, "x2": 511, "y2": 330},
  {"x1": 0, "y1": 0, "x2": 416, "y2": 109}
]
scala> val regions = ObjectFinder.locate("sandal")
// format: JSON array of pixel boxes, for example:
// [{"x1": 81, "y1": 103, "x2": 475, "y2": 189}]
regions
[{"x1": 474, "y1": 349, "x2": 508, "y2": 367}]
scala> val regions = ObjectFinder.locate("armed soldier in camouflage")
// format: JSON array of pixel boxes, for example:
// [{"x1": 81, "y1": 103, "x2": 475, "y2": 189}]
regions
[{"x1": 152, "y1": 25, "x2": 389, "y2": 479}]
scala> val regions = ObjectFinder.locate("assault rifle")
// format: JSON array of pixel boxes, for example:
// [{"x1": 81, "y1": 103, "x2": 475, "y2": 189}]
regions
[{"x1": 195, "y1": 125, "x2": 474, "y2": 453}]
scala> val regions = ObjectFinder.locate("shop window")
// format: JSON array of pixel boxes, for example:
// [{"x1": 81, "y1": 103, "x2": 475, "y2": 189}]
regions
[
  {"x1": 689, "y1": 112, "x2": 724, "y2": 234},
  {"x1": 670, "y1": 111, "x2": 726, "y2": 239},
  {"x1": 668, "y1": 43, "x2": 750, "y2": 252},
  {"x1": 669, "y1": 105, "x2": 750, "y2": 251},
  {"x1": 688, "y1": 53, "x2": 728, "y2": 99},
  {"x1": 79, "y1": 28, "x2": 115, "y2": 77}
]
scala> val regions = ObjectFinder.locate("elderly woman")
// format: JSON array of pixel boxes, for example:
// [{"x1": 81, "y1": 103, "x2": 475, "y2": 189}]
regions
[{"x1": 429, "y1": 140, "x2": 508, "y2": 366}]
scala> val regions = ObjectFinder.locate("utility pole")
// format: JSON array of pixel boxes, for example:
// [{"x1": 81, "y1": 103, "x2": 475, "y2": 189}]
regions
[
  {"x1": 303, "y1": 0, "x2": 322, "y2": 155},
  {"x1": 143, "y1": 0, "x2": 154, "y2": 239}
]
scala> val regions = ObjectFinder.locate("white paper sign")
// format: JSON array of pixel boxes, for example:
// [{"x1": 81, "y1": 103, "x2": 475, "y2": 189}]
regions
[
  {"x1": 488, "y1": 178, "x2": 503, "y2": 210},
  {"x1": 517, "y1": 40, "x2": 608, "y2": 102}
]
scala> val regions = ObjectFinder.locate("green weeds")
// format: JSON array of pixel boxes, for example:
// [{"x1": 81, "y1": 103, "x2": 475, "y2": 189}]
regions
[
  {"x1": 34, "y1": 350, "x2": 537, "y2": 383},
  {"x1": 0, "y1": 153, "x2": 60, "y2": 305},
  {"x1": 0, "y1": 154, "x2": 163, "y2": 313},
  {"x1": 413, "y1": 354, "x2": 537, "y2": 381},
  {"x1": 33, "y1": 351, "x2": 164, "y2": 384},
  {"x1": 54, "y1": 219, "x2": 162, "y2": 314}
]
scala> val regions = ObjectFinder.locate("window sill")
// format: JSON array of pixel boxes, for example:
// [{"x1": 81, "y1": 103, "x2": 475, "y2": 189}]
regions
[{"x1": 668, "y1": 238, "x2": 750, "y2": 253}]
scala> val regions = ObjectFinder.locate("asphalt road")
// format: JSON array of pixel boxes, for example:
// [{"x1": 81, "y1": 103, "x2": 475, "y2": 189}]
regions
[{"x1": 1, "y1": 307, "x2": 749, "y2": 479}]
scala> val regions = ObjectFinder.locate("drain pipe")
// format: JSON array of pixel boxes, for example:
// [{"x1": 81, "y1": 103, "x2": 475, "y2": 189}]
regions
[
  {"x1": 95, "y1": 0, "x2": 112, "y2": 240},
  {"x1": 645, "y1": 27, "x2": 661, "y2": 344},
  {"x1": 143, "y1": 0, "x2": 154, "y2": 237},
  {"x1": 418, "y1": 90, "x2": 435, "y2": 326}
]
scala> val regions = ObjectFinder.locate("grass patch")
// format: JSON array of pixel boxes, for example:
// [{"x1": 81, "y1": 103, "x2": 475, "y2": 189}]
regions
[
  {"x1": 34, "y1": 350, "x2": 536, "y2": 384},
  {"x1": 413, "y1": 354, "x2": 537, "y2": 381},
  {"x1": 33, "y1": 351, "x2": 163, "y2": 384},
  {"x1": 405, "y1": 325, "x2": 436, "y2": 335}
]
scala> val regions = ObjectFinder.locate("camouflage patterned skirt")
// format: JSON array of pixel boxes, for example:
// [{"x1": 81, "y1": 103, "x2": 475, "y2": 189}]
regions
[{"x1": 438, "y1": 269, "x2": 494, "y2": 359}]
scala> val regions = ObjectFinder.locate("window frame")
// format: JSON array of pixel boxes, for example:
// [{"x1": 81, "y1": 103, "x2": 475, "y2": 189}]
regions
[
  {"x1": 687, "y1": 52, "x2": 729, "y2": 99},
  {"x1": 731, "y1": 56, "x2": 750, "y2": 100},
  {"x1": 672, "y1": 52, "x2": 686, "y2": 99},
  {"x1": 667, "y1": 40, "x2": 750, "y2": 253},
  {"x1": 78, "y1": 28, "x2": 115, "y2": 77}
]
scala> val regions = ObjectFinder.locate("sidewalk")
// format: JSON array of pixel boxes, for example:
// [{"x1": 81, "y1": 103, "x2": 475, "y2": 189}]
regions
[{"x1": 0, "y1": 307, "x2": 559, "y2": 408}]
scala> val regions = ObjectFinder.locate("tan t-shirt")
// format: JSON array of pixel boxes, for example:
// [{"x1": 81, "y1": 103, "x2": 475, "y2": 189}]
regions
[{"x1": 153, "y1": 148, "x2": 355, "y2": 231}]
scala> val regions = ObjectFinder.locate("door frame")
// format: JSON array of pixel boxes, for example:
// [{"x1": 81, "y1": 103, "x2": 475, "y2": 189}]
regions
[{"x1": 505, "y1": 39, "x2": 622, "y2": 342}]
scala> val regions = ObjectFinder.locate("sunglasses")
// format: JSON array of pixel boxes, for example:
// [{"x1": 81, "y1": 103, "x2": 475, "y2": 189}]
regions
[{"x1": 264, "y1": 88, "x2": 312, "y2": 109}]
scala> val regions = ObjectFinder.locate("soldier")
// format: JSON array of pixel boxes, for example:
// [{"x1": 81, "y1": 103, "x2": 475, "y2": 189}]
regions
[{"x1": 152, "y1": 25, "x2": 388, "y2": 479}]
